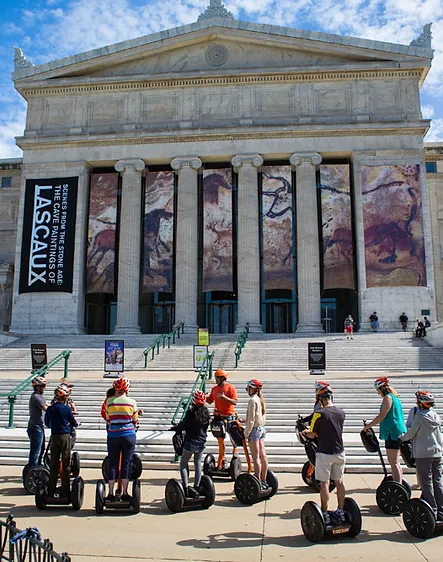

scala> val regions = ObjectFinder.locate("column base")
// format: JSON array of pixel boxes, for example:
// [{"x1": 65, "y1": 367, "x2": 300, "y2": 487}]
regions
[
  {"x1": 113, "y1": 325, "x2": 141, "y2": 335},
  {"x1": 296, "y1": 323, "x2": 324, "y2": 334},
  {"x1": 235, "y1": 323, "x2": 263, "y2": 334}
]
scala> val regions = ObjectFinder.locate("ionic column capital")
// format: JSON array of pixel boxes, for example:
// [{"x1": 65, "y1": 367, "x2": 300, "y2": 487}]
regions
[
  {"x1": 290, "y1": 153, "x2": 322, "y2": 167},
  {"x1": 231, "y1": 154, "x2": 264, "y2": 172},
  {"x1": 171, "y1": 156, "x2": 202, "y2": 172},
  {"x1": 115, "y1": 158, "x2": 146, "y2": 174}
]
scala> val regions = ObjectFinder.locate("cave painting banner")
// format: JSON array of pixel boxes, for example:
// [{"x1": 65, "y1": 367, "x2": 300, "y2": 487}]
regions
[
  {"x1": 361, "y1": 165, "x2": 426, "y2": 287},
  {"x1": 320, "y1": 165, "x2": 355, "y2": 290},
  {"x1": 86, "y1": 173, "x2": 118, "y2": 294},
  {"x1": 143, "y1": 171, "x2": 174, "y2": 293},
  {"x1": 262, "y1": 166, "x2": 294, "y2": 290},
  {"x1": 202, "y1": 169, "x2": 233, "y2": 292}
]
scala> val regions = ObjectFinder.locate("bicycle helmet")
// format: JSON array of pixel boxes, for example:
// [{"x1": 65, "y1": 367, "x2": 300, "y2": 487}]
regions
[
  {"x1": 416, "y1": 390, "x2": 435, "y2": 408},
  {"x1": 374, "y1": 377, "x2": 389, "y2": 390},
  {"x1": 54, "y1": 385, "x2": 69, "y2": 398},
  {"x1": 192, "y1": 390, "x2": 206, "y2": 406},
  {"x1": 58, "y1": 382, "x2": 72, "y2": 394},
  {"x1": 317, "y1": 384, "x2": 333, "y2": 397},
  {"x1": 247, "y1": 379, "x2": 263, "y2": 389},
  {"x1": 113, "y1": 377, "x2": 130, "y2": 393},
  {"x1": 315, "y1": 381, "x2": 330, "y2": 395},
  {"x1": 31, "y1": 376, "x2": 46, "y2": 387},
  {"x1": 214, "y1": 369, "x2": 228, "y2": 380}
]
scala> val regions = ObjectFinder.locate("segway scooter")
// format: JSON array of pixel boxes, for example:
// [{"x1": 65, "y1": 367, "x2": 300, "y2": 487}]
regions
[
  {"x1": 360, "y1": 422, "x2": 411, "y2": 515},
  {"x1": 165, "y1": 475, "x2": 215, "y2": 513},
  {"x1": 234, "y1": 470, "x2": 279, "y2": 505},
  {"x1": 301, "y1": 498, "x2": 362, "y2": 542},
  {"x1": 96, "y1": 451, "x2": 142, "y2": 514},
  {"x1": 403, "y1": 498, "x2": 443, "y2": 539}
]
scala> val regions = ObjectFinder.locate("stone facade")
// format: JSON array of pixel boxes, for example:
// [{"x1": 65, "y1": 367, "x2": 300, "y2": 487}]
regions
[{"x1": 4, "y1": 9, "x2": 441, "y2": 334}]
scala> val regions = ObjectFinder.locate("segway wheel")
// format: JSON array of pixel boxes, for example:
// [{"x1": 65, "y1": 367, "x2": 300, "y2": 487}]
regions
[
  {"x1": 344, "y1": 497, "x2": 362, "y2": 537},
  {"x1": 301, "y1": 461, "x2": 315, "y2": 487},
  {"x1": 199, "y1": 475, "x2": 215, "y2": 509},
  {"x1": 35, "y1": 479, "x2": 47, "y2": 510},
  {"x1": 384, "y1": 475, "x2": 412, "y2": 498},
  {"x1": 71, "y1": 476, "x2": 84, "y2": 511},
  {"x1": 95, "y1": 479, "x2": 105, "y2": 514},
  {"x1": 130, "y1": 454, "x2": 143, "y2": 480},
  {"x1": 203, "y1": 454, "x2": 216, "y2": 476},
  {"x1": 229, "y1": 457, "x2": 242, "y2": 481},
  {"x1": 234, "y1": 473, "x2": 261, "y2": 505},
  {"x1": 165, "y1": 479, "x2": 185, "y2": 513},
  {"x1": 24, "y1": 465, "x2": 49, "y2": 495},
  {"x1": 71, "y1": 452, "x2": 80, "y2": 478},
  {"x1": 101, "y1": 456, "x2": 109, "y2": 482},
  {"x1": 376, "y1": 480, "x2": 409, "y2": 515},
  {"x1": 266, "y1": 470, "x2": 279, "y2": 498},
  {"x1": 301, "y1": 501, "x2": 325, "y2": 543},
  {"x1": 132, "y1": 479, "x2": 141, "y2": 513},
  {"x1": 403, "y1": 498, "x2": 436, "y2": 539}
]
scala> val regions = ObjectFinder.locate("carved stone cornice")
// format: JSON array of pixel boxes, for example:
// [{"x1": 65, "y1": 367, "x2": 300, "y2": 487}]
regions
[
  {"x1": 115, "y1": 158, "x2": 145, "y2": 173},
  {"x1": 171, "y1": 156, "x2": 202, "y2": 172},
  {"x1": 290, "y1": 153, "x2": 322, "y2": 167},
  {"x1": 231, "y1": 154, "x2": 263, "y2": 171}
]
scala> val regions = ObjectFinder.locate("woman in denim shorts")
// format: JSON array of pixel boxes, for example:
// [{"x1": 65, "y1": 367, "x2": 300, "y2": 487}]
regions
[{"x1": 244, "y1": 379, "x2": 269, "y2": 489}]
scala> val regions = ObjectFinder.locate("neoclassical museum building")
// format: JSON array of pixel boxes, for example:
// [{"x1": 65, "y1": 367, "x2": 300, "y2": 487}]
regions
[{"x1": 1, "y1": 1, "x2": 443, "y2": 335}]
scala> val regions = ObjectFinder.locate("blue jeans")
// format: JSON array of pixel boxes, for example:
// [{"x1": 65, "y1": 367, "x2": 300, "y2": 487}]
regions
[
  {"x1": 107, "y1": 434, "x2": 136, "y2": 480},
  {"x1": 27, "y1": 422, "x2": 45, "y2": 467}
]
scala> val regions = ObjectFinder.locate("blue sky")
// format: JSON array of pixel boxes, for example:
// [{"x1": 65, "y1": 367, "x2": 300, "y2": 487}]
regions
[{"x1": 1, "y1": 0, "x2": 442, "y2": 158}]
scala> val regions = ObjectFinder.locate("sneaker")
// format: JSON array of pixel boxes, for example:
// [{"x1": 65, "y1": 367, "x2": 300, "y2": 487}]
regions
[
  {"x1": 105, "y1": 493, "x2": 115, "y2": 502},
  {"x1": 335, "y1": 509, "x2": 347, "y2": 524},
  {"x1": 187, "y1": 486, "x2": 199, "y2": 499},
  {"x1": 261, "y1": 481, "x2": 269, "y2": 490},
  {"x1": 121, "y1": 493, "x2": 131, "y2": 502},
  {"x1": 322, "y1": 512, "x2": 331, "y2": 526}
]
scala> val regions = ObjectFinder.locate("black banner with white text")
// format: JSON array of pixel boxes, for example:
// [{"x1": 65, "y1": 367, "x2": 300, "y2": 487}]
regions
[{"x1": 19, "y1": 177, "x2": 78, "y2": 293}]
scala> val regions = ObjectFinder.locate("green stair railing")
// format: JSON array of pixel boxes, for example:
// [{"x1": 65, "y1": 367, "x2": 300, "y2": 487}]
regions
[
  {"x1": 234, "y1": 322, "x2": 249, "y2": 367},
  {"x1": 0, "y1": 350, "x2": 71, "y2": 429},
  {"x1": 143, "y1": 322, "x2": 185, "y2": 368}
]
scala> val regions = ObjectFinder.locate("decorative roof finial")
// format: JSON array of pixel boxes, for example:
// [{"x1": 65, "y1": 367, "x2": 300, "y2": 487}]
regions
[
  {"x1": 410, "y1": 23, "x2": 432, "y2": 48},
  {"x1": 13, "y1": 46, "x2": 35, "y2": 70},
  {"x1": 198, "y1": 0, "x2": 234, "y2": 21}
]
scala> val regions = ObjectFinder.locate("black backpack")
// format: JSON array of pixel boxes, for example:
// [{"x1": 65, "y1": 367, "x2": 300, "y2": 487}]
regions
[{"x1": 172, "y1": 432, "x2": 184, "y2": 456}]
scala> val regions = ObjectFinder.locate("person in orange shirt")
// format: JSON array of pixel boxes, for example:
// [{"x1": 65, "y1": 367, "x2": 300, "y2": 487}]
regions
[{"x1": 207, "y1": 369, "x2": 238, "y2": 469}]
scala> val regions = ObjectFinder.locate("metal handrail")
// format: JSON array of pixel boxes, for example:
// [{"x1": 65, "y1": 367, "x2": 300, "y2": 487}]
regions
[
  {"x1": 0, "y1": 350, "x2": 71, "y2": 429},
  {"x1": 143, "y1": 322, "x2": 185, "y2": 368},
  {"x1": 234, "y1": 322, "x2": 250, "y2": 367}
]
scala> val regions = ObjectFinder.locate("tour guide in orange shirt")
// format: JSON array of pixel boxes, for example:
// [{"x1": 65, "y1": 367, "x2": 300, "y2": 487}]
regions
[{"x1": 207, "y1": 369, "x2": 238, "y2": 469}]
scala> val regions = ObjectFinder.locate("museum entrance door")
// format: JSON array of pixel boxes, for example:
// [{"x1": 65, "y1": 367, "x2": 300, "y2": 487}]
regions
[
  {"x1": 85, "y1": 294, "x2": 114, "y2": 334},
  {"x1": 208, "y1": 303, "x2": 235, "y2": 334},
  {"x1": 266, "y1": 302, "x2": 291, "y2": 333}
]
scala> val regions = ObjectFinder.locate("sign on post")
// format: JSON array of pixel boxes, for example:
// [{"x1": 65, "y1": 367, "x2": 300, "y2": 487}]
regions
[
  {"x1": 308, "y1": 342, "x2": 326, "y2": 374},
  {"x1": 31, "y1": 344, "x2": 48, "y2": 371},
  {"x1": 104, "y1": 340, "x2": 124, "y2": 375},
  {"x1": 198, "y1": 328, "x2": 210, "y2": 346},
  {"x1": 194, "y1": 345, "x2": 208, "y2": 369}
]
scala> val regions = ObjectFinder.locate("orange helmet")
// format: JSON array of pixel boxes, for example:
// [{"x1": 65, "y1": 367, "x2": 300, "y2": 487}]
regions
[
  {"x1": 54, "y1": 385, "x2": 69, "y2": 398},
  {"x1": 31, "y1": 376, "x2": 46, "y2": 387},
  {"x1": 315, "y1": 381, "x2": 330, "y2": 395},
  {"x1": 374, "y1": 377, "x2": 389, "y2": 390},
  {"x1": 247, "y1": 379, "x2": 263, "y2": 389},
  {"x1": 192, "y1": 390, "x2": 206, "y2": 406},
  {"x1": 113, "y1": 377, "x2": 130, "y2": 393},
  {"x1": 416, "y1": 390, "x2": 435, "y2": 408},
  {"x1": 214, "y1": 369, "x2": 228, "y2": 380},
  {"x1": 317, "y1": 384, "x2": 333, "y2": 397}
]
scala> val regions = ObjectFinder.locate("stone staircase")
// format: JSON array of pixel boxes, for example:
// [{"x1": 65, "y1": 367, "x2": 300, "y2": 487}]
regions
[{"x1": 1, "y1": 377, "x2": 443, "y2": 473}]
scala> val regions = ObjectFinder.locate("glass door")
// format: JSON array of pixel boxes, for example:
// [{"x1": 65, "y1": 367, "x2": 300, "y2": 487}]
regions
[{"x1": 266, "y1": 302, "x2": 291, "y2": 333}]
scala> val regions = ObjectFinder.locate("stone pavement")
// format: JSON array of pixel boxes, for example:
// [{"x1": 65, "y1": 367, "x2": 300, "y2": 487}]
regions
[{"x1": 1, "y1": 466, "x2": 443, "y2": 561}]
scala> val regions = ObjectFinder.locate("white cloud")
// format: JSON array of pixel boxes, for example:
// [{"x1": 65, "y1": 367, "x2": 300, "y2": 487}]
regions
[
  {"x1": 422, "y1": 104, "x2": 435, "y2": 119},
  {"x1": 0, "y1": 104, "x2": 26, "y2": 159},
  {"x1": 425, "y1": 119, "x2": 443, "y2": 142}
]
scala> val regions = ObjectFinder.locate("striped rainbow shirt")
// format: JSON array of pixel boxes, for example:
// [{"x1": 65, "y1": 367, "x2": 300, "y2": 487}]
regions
[{"x1": 105, "y1": 394, "x2": 138, "y2": 438}]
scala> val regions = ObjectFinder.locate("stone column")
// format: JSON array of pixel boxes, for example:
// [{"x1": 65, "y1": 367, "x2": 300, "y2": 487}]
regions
[
  {"x1": 171, "y1": 156, "x2": 202, "y2": 331},
  {"x1": 290, "y1": 153, "x2": 323, "y2": 333},
  {"x1": 113, "y1": 158, "x2": 145, "y2": 334},
  {"x1": 232, "y1": 154, "x2": 263, "y2": 333}
]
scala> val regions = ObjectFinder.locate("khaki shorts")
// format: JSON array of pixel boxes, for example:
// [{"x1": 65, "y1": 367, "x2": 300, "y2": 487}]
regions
[{"x1": 315, "y1": 452, "x2": 346, "y2": 483}]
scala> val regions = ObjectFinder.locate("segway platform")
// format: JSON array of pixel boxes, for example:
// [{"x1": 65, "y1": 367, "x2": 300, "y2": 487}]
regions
[
  {"x1": 203, "y1": 453, "x2": 242, "y2": 481},
  {"x1": 165, "y1": 475, "x2": 215, "y2": 513},
  {"x1": 95, "y1": 479, "x2": 141, "y2": 514},
  {"x1": 234, "y1": 470, "x2": 278, "y2": 505},
  {"x1": 35, "y1": 475, "x2": 84, "y2": 511},
  {"x1": 301, "y1": 498, "x2": 362, "y2": 542}
]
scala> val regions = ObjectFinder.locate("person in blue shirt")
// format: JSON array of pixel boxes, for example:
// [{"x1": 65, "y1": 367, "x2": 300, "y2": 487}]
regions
[{"x1": 44, "y1": 384, "x2": 78, "y2": 497}]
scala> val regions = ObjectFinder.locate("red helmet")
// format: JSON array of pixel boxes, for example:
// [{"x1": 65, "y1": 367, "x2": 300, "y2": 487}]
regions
[
  {"x1": 317, "y1": 384, "x2": 333, "y2": 397},
  {"x1": 192, "y1": 390, "x2": 206, "y2": 406},
  {"x1": 315, "y1": 381, "x2": 330, "y2": 394},
  {"x1": 214, "y1": 369, "x2": 228, "y2": 380},
  {"x1": 113, "y1": 377, "x2": 130, "y2": 393},
  {"x1": 416, "y1": 390, "x2": 435, "y2": 408},
  {"x1": 247, "y1": 379, "x2": 263, "y2": 389},
  {"x1": 374, "y1": 377, "x2": 389, "y2": 390},
  {"x1": 31, "y1": 376, "x2": 46, "y2": 387},
  {"x1": 54, "y1": 385, "x2": 69, "y2": 398}
]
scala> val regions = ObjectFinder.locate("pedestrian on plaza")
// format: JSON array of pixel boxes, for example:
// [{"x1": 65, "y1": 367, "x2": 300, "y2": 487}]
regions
[
  {"x1": 364, "y1": 377, "x2": 406, "y2": 483},
  {"x1": 344, "y1": 314, "x2": 354, "y2": 339},
  {"x1": 400, "y1": 390, "x2": 443, "y2": 521},
  {"x1": 302, "y1": 384, "x2": 347, "y2": 525},
  {"x1": 369, "y1": 311, "x2": 379, "y2": 332},
  {"x1": 105, "y1": 377, "x2": 138, "y2": 501},
  {"x1": 416, "y1": 319, "x2": 425, "y2": 338},
  {"x1": 27, "y1": 376, "x2": 48, "y2": 467},
  {"x1": 244, "y1": 379, "x2": 269, "y2": 489},
  {"x1": 44, "y1": 385, "x2": 78, "y2": 497},
  {"x1": 173, "y1": 390, "x2": 210, "y2": 498},
  {"x1": 399, "y1": 312, "x2": 408, "y2": 332},
  {"x1": 423, "y1": 317, "x2": 431, "y2": 337},
  {"x1": 206, "y1": 369, "x2": 238, "y2": 469}
]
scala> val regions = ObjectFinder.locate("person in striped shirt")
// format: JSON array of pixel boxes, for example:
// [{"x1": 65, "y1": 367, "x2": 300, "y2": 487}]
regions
[{"x1": 105, "y1": 377, "x2": 138, "y2": 501}]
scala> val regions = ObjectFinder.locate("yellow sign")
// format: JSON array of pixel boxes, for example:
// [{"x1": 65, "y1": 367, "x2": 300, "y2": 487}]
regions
[{"x1": 198, "y1": 328, "x2": 210, "y2": 346}]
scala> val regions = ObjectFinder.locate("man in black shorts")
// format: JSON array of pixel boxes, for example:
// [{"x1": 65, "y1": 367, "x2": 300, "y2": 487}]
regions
[{"x1": 302, "y1": 385, "x2": 346, "y2": 524}]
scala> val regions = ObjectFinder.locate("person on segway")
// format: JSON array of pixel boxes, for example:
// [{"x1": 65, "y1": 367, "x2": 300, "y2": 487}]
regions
[
  {"x1": 27, "y1": 376, "x2": 48, "y2": 468},
  {"x1": 206, "y1": 369, "x2": 238, "y2": 469},
  {"x1": 44, "y1": 385, "x2": 78, "y2": 497},
  {"x1": 302, "y1": 384, "x2": 346, "y2": 525},
  {"x1": 245, "y1": 379, "x2": 268, "y2": 490},
  {"x1": 364, "y1": 377, "x2": 406, "y2": 483},
  {"x1": 400, "y1": 390, "x2": 443, "y2": 521},
  {"x1": 173, "y1": 390, "x2": 210, "y2": 498},
  {"x1": 105, "y1": 377, "x2": 139, "y2": 502}
]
